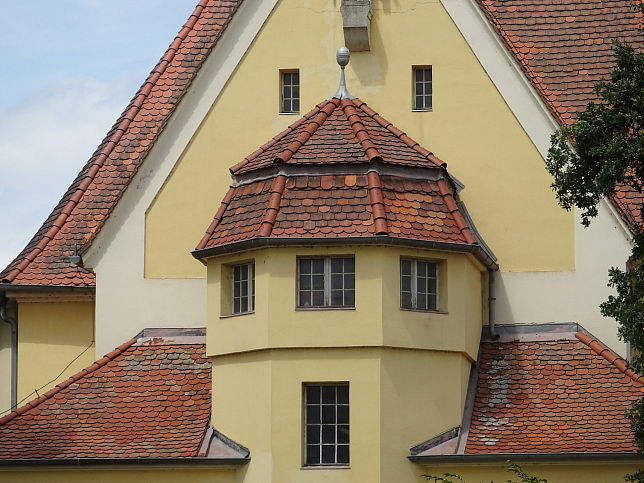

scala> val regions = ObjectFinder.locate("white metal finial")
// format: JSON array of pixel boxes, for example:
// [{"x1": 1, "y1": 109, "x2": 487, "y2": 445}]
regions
[{"x1": 332, "y1": 46, "x2": 355, "y2": 100}]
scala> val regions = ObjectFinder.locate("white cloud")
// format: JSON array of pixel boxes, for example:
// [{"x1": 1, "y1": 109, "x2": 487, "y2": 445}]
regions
[{"x1": 0, "y1": 75, "x2": 138, "y2": 271}]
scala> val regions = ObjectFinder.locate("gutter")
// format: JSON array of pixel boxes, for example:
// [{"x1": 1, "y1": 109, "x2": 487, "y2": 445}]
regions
[
  {"x1": 0, "y1": 293, "x2": 17, "y2": 410},
  {"x1": 0, "y1": 457, "x2": 250, "y2": 469},
  {"x1": 0, "y1": 284, "x2": 95, "y2": 294},
  {"x1": 192, "y1": 235, "x2": 499, "y2": 271},
  {"x1": 409, "y1": 452, "x2": 642, "y2": 465}
]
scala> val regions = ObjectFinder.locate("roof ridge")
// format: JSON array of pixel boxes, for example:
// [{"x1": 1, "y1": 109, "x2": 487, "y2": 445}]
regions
[
  {"x1": 258, "y1": 175, "x2": 287, "y2": 237},
  {"x1": 575, "y1": 331, "x2": 644, "y2": 386},
  {"x1": 352, "y1": 98, "x2": 444, "y2": 167},
  {"x1": 0, "y1": 337, "x2": 137, "y2": 427},
  {"x1": 437, "y1": 179, "x2": 477, "y2": 244},
  {"x1": 366, "y1": 171, "x2": 388, "y2": 235},
  {"x1": 229, "y1": 100, "x2": 336, "y2": 175},
  {"x1": 342, "y1": 99, "x2": 381, "y2": 160},
  {"x1": 1, "y1": 0, "x2": 224, "y2": 285}
]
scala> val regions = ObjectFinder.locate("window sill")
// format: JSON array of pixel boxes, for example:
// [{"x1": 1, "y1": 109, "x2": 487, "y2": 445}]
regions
[
  {"x1": 412, "y1": 108, "x2": 433, "y2": 112},
  {"x1": 400, "y1": 307, "x2": 447, "y2": 315},
  {"x1": 279, "y1": 111, "x2": 300, "y2": 115},
  {"x1": 296, "y1": 307, "x2": 356, "y2": 311},
  {"x1": 301, "y1": 465, "x2": 350, "y2": 470},
  {"x1": 219, "y1": 311, "x2": 255, "y2": 319}
]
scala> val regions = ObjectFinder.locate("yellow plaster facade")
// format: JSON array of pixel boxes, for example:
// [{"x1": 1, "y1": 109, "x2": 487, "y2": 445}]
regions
[
  {"x1": 145, "y1": 0, "x2": 573, "y2": 279},
  {"x1": 15, "y1": 300, "x2": 94, "y2": 403}
]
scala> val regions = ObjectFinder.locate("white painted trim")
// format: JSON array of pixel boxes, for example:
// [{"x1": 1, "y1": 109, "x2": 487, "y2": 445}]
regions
[
  {"x1": 84, "y1": 0, "x2": 278, "y2": 267},
  {"x1": 81, "y1": 0, "x2": 279, "y2": 355},
  {"x1": 441, "y1": 0, "x2": 634, "y2": 243}
]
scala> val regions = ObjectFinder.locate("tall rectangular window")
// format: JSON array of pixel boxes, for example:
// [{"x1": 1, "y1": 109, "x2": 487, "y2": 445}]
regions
[
  {"x1": 400, "y1": 258, "x2": 438, "y2": 311},
  {"x1": 281, "y1": 70, "x2": 300, "y2": 114},
  {"x1": 304, "y1": 383, "x2": 349, "y2": 466},
  {"x1": 298, "y1": 257, "x2": 355, "y2": 308},
  {"x1": 413, "y1": 66, "x2": 432, "y2": 111},
  {"x1": 232, "y1": 262, "x2": 254, "y2": 314}
]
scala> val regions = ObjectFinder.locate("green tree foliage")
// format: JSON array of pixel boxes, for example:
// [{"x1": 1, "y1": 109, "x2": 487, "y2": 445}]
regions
[
  {"x1": 421, "y1": 460, "x2": 547, "y2": 483},
  {"x1": 545, "y1": 5, "x2": 644, "y2": 481}
]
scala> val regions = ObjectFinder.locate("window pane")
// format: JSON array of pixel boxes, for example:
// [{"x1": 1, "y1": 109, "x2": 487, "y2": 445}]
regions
[
  {"x1": 415, "y1": 95, "x2": 423, "y2": 109},
  {"x1": 401, "y1": 275, "x2": 411, "y2": 292},
  {"x1": 300, "y1": 275, "x2": 311, "y2": 290},
  {"x1": 322, "y1": 425, "x2": 335, "y2": 443},
  {"x1": 337, "y1": 425, "x2": 350, "y2": 444},
  {"x1": 331, "y1": 290, "x2": 343, "y2": 306},
  {"x1": 306, "y1": 445, "x2": 320, "y2": 465},
  {"x1": 415, "y1": 69, "x2": 423, "y2": 82},
  {"x1": 344, "y1": 257, "x2": 354, "y2": 273},
  {"x1": 241, "y1": 297, "x2": 248, "y2": 313},
  {"x1": 322, "y1": 386, "x2": 335, "y2": 404},
  {"x1": 337, "y1": 405, "x2": 349, "y2": 424},
  {"x1": 312, "y1": 290, "x2": 324, "y2": 306},
  {"x1": 418, "y1": 294, "x2": 427, "y2": 310},
  {"x1": 312, "y1": 258, "x2": 324, "y2": 273},
  {"x1": 322, "y1": 445, "x2": 335, "y2": 463},
  {"x1": 331, "y1": 274, "x2": 343, "y2": 289},
  {"x1": 306, "y1": 404, "x2": 320, "y2": 424},
  {"x1": 428, "y1": 294, "x2": 438, "y2": 311},
  {"x1": 401, "y1": 259, "x2": 411, "y2": 276},
  {"x1": 306, "y1": 425, "x2": 320, "y2": 444},
  {"x1": 306, "y1": 385, "x2": 320, "y2": 403},
  {"x1": 337, "y1": 445, "x2": 349, "y2": 464},
  {"x1": 300, "y1": 290, "x2": 311, "y2": 307},
  {"x1": 331, "y1": 258, "x2": 343, "y2": 273},
  {"x1": 293, "y1": 99, "x2": 299, "y2": 112},
  {"x1": 312, "y1": 274, "x2": 324, "y2": 290},
  {"x1": 417, "y1": 277, "x2": 426, "y2": 293},
  {"x1": 337, "y1": 385, "x2": 348, "y2": 404},
  {"x1": 401, "y1": 291, "x2": 412, "y2": 309},
  {"x1": 344, "y1": 290, "x2": 355, "y2": 307},
  {"x1": 233, "y1": 298, "x2": 240, "y2": 313},
  {"x1": 344, "y1": 273, "x2": 354, "y2": 290},
  {"x1": 322, "y1": 405, "x2": 336, "y2": 423},
  {"x1": 300, "y1": 259, "x2": 311, "y2": 274}
]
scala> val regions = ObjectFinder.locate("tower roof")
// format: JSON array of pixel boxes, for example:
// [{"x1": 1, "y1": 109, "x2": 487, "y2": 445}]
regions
[{"x1": 194, "y1": 97, "x2": 495, "y2": 268}]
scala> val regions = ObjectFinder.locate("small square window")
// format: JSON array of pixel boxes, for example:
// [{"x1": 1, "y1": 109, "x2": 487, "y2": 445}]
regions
[
  {"x1": 232, "y1": 262, "x2": 255, "y2": 314},
  {"x1": 298, "y1": 257, "x2": 355, "y2": 308},
  {"x1": 412, "y1": 66, "x2": 432, "y2": 111},
  {"x1": 304, "y1": 383, "x2": 349, "y2": 466},
  {"x1": 281, "y1": 70, "x2": 300, "y2": 114},
  {"x1": 400, "y1": 258, "x2": 438, "y2": 311}
]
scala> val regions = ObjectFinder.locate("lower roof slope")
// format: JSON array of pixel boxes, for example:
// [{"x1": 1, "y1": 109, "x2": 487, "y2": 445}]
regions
[
  {"x1": 412, "y1": 324, "x2": 644, "y2": 460},
  {"x1": 0, "y1": 329, "x2": 214, "y2": 459},
  {"x1": 0, "y1": 0, "x2": 241, "y2": 288}
]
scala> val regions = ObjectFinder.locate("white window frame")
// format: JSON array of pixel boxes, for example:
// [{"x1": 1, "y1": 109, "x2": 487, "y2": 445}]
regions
[
  {"x1": 231, "y1": 262, "x2": 255, "y2": 315},
  {"x1": 400, "y1": 258, "x2": 439, "y2": 311},
  {"x1": 280, "y1": 69, "x2": 300, "y2": 114},
  {"x1": 296, "y1": 256, "x2": 355, "y2": 309},
  {"x1": 412, "y1": 65, "x2": 433, "y2": 111},
  {"x1": 303, "y1": 382, "x2": 350, "y2": 467}
]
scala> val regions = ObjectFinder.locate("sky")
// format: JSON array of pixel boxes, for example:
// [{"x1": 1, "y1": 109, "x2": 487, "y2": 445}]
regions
[{"x1": 0, "y1": 0, "x2": 197, "y2": 271}]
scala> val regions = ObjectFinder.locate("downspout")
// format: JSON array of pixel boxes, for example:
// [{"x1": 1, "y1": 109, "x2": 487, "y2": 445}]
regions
[
  {"x1": 0, "y1": 293, "x2": 17, "y2": 410},
  {"x1": 488, "y1": 270, "x2": 498, "y2": 339}
]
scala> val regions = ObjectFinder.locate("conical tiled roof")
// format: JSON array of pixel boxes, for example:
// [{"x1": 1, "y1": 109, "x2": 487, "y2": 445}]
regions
[{"x1": 194, "y1": 98, "x2": 495, "y2": 268}]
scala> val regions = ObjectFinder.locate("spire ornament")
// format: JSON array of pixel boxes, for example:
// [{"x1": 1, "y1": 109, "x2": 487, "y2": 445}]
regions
[{"x1": 332, "y1": 46, "x2": 355, "y2": 100}]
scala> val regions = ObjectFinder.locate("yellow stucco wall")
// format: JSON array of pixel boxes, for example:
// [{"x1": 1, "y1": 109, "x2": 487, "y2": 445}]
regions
[
  {"x1": 0, "y1": 301, "x2": 14, "y2": 415},
  {"x1": 0, "y1": 468, "x2": 236, "y2": 483},
  {"x1": 145, "y1": 0, "x2": 573, "y2": 279},
  {"x1": 16, "y1": 300, "x2": 94, "y2": 404},
  {"x1": 211, "y1": 347, "x2": 472, "y2": 483},
  {"x1": 206, "y1": 245, "x2": 484, "y2": 360}
]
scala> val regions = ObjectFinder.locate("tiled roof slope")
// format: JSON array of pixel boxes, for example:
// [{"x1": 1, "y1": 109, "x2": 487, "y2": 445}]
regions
[
  {"x1": 0, "y1": 332, "x2": 212, "y2": 459},
  {"x1": 0, "y1": 0, "x2": 241, "y2": 288},
  {"x1": 465, "y1": 330, "x2": 643, "y2": 454},
  {"x1": 477, "y1": 0, "x2": 644, "y2": 231},
  {"x1": 196, "y1": 97, "x2": 480, "y2": 253},
  {"x1": 230, "y1": 98, "x2": 443, "y2": 175}
]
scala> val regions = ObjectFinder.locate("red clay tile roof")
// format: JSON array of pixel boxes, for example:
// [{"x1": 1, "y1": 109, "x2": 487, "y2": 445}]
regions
[
  {"x1": 477, "y1": 0, "x2": 644, "y2": 231},
  {"x1": 0, "y1": 0, "x2": 241, "y2": 288},
  {"x1": 0, "y1": 332, "x2": 212, "y2": 458},
  {"x1": 195, "y1": 97, "x2": 480, "y2": 253},
  {"x1": 465, "y1": 330, "x2": 643, "y2": 454},
  {"x1": 230, "y1": 98, "x2": 443, "y2": 175}
]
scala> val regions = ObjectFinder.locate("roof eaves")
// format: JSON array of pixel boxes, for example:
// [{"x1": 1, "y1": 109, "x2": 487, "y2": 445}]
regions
[
  {"x1": 0, "y1": 457, "x2": 250, "y2": 469},
  {"x1": 409, "y1": 452, "x2": 641, "y2": 464}
]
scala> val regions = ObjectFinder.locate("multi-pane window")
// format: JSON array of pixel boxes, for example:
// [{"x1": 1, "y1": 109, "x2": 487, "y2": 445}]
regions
[
  {"x1": 304, "y1": 383, "x2": 349, "y2": 466},
  {"x1": 298, "y1": 257, "x2": 355, "y2": 308},
  {"x1": 400, "y1": 259, "x2": 438, "y2": 311},
  {"x1": 413, "y1": 66, "x2": 432, "y2": 111},
  {"x1": 281, "y1": 70, "x2": 300, "y2": 114},
  {"x1": 232, "y1": 262, "x2": 254, "y2": 314}
]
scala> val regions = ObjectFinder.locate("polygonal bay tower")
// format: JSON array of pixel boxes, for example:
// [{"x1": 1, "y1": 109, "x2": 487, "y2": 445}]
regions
[{"x1": 191, "y1": 49, "x2": 496, "y2": 479}]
